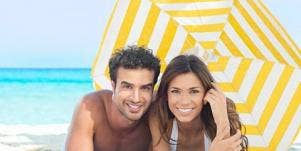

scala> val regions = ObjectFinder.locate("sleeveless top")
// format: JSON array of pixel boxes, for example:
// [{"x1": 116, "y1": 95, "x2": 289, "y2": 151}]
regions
[{"x1": 169, "y1": 119, "x2": 211, "y2": 151}]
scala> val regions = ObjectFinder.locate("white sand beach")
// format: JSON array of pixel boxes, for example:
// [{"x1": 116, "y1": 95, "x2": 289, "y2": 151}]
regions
[
  {"x1": 1, "y1": 123, "x2": 301, "y2": 150},
  {"x1": 0, "y1": 124, "x2": 68, "y2": 151}
]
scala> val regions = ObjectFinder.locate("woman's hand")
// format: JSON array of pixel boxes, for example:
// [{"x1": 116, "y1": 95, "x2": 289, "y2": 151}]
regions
[
  {"x1": 209, "y1": 129, "x2": 242, "y2": 151},
  {"x1": 203, "y1": 83, "x2": 230, "y2": 138}
]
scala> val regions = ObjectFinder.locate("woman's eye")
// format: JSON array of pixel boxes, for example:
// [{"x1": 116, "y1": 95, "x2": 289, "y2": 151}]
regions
[{"x1": 190, "y1": 90, "x2": 199, "y2": 94}]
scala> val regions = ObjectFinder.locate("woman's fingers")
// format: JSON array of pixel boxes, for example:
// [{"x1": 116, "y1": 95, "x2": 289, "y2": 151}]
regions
[
  {"x1": 227, "y1": 130, "x2": 241, "y2": 143},
  {"x1": 206, "y1": 88, "x2": 226, "y2": 104}
]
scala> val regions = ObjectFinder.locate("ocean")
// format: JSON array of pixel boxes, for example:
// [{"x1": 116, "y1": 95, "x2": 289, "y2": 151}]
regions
[{"x1": 0, "y1": 68, "x2": 94, "y2": 150}]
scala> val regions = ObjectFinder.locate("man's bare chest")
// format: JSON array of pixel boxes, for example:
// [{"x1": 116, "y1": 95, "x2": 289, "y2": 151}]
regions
[{"x1": 93, "y1": 127, "x2": 151, "y2": 151}]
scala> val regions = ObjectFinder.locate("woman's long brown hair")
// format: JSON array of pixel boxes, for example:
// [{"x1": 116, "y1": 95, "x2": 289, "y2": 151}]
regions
[{"x1": 151, "y1": 55, "x2": 248, "y2": 150}]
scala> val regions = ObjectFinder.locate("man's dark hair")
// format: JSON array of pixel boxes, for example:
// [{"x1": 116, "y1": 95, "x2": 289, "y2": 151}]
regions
[{"x1": 109, "y1": 45, "x2": 161, "y2": 84}]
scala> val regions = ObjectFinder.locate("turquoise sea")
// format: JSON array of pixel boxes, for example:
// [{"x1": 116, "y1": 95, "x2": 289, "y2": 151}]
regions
[{"x1": 0, "y1": 68, "x2": 93, "y2": 125}]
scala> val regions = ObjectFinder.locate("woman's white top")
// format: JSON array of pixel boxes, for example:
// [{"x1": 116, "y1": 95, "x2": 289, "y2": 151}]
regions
[{"x1": 169, "y1": 119, "x2": 211, "y2": 151}]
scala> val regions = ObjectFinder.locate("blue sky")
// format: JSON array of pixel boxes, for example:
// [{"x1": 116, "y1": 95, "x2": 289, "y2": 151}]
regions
[{"x1": 0, "y1": 0, "x2": 300, "y2": 68}]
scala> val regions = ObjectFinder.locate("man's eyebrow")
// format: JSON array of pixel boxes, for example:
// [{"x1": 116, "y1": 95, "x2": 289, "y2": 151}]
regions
[
  {"x1": 142, "y1": 83, "x2": 153, "y2": 87},
  {"x1": 120, "y1": 81, "x2": 133, "y2": 85}
]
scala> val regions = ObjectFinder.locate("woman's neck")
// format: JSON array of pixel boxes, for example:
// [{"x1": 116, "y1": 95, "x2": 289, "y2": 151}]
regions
[{"x1": 176, "y1": 116, "x2": 204, "y2": 135}]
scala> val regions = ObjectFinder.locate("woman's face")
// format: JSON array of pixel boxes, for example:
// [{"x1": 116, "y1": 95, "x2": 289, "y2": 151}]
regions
[{"x1": 167, "y1": 72, "x2": 205, "y2": 123}]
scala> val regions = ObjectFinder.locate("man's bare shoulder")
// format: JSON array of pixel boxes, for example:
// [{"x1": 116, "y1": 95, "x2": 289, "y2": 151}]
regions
[{"x1": 79, "y1": 89, "x2": 112, "y2": 108}]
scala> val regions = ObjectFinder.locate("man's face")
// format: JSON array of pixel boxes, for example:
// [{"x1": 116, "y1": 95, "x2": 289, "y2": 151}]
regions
[{"x1": 112, "y1": 67, "x2": 155, "y2": 122}]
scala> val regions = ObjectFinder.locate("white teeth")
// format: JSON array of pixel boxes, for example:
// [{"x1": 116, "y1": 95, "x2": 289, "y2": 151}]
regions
[
  {"x1": 128, "y1": 104, "x2": 140, "y2": 109},
  {"x1": 178, "y1": 108, "x2": 193, "y2": 113}
]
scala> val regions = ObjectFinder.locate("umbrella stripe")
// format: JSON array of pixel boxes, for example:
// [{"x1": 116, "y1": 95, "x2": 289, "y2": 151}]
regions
[
  {"x1": 151, "y1": 0, "x2": 226, "y2": 3},
  {"x1": 93, "y1": 0, "x2": 132, "y2": 80},
  {"x1": 228, "y1": 14, "x2": 266, "y2": 60},
  {"x1": 256, "y1": 0, "x2": 301, "y2": 54},
  {"x1": 156, "y1": 1, "x2": 232, "y2": 10},
  {"x1": 214, "y1": 57, "x2": 241, "y2": 83},
  {"x1": 277, "y1": 108, "x2": 301, "y2": 150},
  {"x1": 148, "y1": 11, "x2": 170, "y2": 54},
  {"x1": 212, "y1": 48, "x2": 220, "y2": 55},
  {"x1": 191, "y1": 32, "x2": 221, "y2": 41},
  {"x1": 223, "y1": 23, "x2": 257, "y2": 58},
  {"x1": 199, "y1": 41, "x2": 217, "y2": 49},
  {"x1": 216, "y1": 36, "x2": 237, "y2": 56},
  {"x1": 241, "y1": 62, "x2": 285, "y2": 125},
  {"x1": 235, "y1": 0, "x2": 300, "y2": 67},
  {"x1": 112, "y1": 0, "x2": 141, "y2": 52},
  {"x1": 91, "y1": 0, "x2": 121, "y2": 77},
  {"x1": 236, "y1": 61, "x2": 273, "y2": 113},
  {"x1": 208, "y1": 56, "x2": 229, "y2": 71},
  {"x1": 126, "y1": 1, "x2": 152, "y2": 45},
  {"x1": 99, "y1": 0, "x2": 142, "y2": 82},
  {"x1": 246, "y1": 135, "x2": 267, "y2": 148},
  {"x1": 220, "y1": 31, "x2": 243, "y2": 57},
  {"x1": 184, "y1": 23, "x2": 225, "y2": 32},
  {"x1": 156, "y1": 19, "x2": 178, "y2": 71},
  {"x1": 180, "y1": 34, "x2": 197, "y2": 54},
  {"x1": 268, "y1": 82, "x2": 301, "y2": 150},
  {"x1": 219, "y1": 59, "x2": 251, "y2": 91},
  {"x1": 234, "y1": 0, "x2": 286, "y2": 62},
  {"x1": 173, "y1": 15, "x2": 228, "y2": 25},
  {"x1": 165, "y1": 8, "x2": 231, "y2": 17},
  {"x1": 165, "y1": 25, "x2": 188, "y2": 63},
  {"x1": 231, "y1": 59, "x2": 264, "y2": 103},
  {"x1": 248, "y1": 0, "x2": 301, "y2": 65},
  {"x1": 231, "y1": 6, "x2": 277, "y2": 61},
  {"x1": 245, "y1": 66, "x2": 293, "y2": 135},
  {"x1": 138, "y1": 4, "x2": 161, "y2": 46},
  {"x1": 262, "y1": 73, "x2": 300, "y2": 143},
  {"x1": 258, "y1": 66, "x2": 294, "y2": 131}
]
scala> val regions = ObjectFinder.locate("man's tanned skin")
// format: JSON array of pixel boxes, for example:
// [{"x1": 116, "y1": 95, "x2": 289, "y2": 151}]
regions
[{"x1": 65, "y1": 46, "x2": 160, "y2": 151}]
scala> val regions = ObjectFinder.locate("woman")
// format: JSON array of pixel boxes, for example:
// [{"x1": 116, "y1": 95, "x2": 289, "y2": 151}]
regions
[{"x1": 149, "y1": 55, "x2": 248, "y2": 151}]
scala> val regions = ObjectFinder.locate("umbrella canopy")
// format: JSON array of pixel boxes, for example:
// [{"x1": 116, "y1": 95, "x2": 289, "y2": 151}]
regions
[{"x1": 91, "y1": 0, "x2": 301, "y2": 150}]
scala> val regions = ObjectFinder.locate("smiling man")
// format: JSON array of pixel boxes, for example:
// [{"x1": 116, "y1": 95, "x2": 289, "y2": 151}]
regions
[{"x1": 65, "y1": 45, "x2": 160, "y2": 151}]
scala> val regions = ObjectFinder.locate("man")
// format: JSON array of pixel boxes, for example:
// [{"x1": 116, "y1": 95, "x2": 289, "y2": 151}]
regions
[{"x1": 65, "y1": 45, "x2": 161, "y2": 151}]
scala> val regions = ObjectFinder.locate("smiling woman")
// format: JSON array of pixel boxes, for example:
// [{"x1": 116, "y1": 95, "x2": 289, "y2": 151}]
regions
[{"x1": 149, "y1": 55, "x2": 248, "y2": 151}]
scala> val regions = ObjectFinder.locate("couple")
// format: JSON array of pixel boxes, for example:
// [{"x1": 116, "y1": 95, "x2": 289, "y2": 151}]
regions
[{"x1": 65, "y1": 45, "x2": 248, "y2": 151}]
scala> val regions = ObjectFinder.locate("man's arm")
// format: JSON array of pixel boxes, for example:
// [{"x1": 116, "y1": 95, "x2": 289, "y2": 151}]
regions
[{"x1": 65, "y1": 96, "x2": 95, "y2": 151}]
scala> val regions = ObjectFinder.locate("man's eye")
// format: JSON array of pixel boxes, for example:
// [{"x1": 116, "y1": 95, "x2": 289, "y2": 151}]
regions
[
  {"x1": 170, "y1": 90, "x2": 180, "y2": 93},
  {"x1": 123, "y1": 85, "x2": 132, "y2": 89},
  {"x1": 142, "y1": 86, "x2": 151, "y2": 91}
]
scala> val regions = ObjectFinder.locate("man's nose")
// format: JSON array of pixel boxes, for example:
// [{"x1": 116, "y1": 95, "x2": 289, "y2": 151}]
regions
[{"x1": 131, "y1": 89, "x2": 140, "y2": 103}]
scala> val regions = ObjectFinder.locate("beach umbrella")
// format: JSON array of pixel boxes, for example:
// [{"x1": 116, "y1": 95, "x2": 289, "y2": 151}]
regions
[
  {"x1": 91, "y1": 0, "x2": 301, "y2": 150},
  {"x1": 207, "y1": 55, "x2": 301, "y2": 150}
]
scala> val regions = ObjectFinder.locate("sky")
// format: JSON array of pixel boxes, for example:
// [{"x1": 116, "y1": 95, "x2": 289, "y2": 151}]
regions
[{"x1": 0, "y1": 0, "x2": 300, "y2": 68}]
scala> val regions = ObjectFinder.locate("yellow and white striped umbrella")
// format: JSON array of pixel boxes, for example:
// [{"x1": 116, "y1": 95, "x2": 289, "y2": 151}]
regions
[
  {"x1": 91, "y1": 0, "x2": 301, "y2": 150},
  {"x1": 208, "y1": 56, "x2": 301, "y2": 150}
]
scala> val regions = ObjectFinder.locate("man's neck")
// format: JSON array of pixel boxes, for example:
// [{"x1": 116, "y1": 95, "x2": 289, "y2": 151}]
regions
[{"x1": 107, "y1": 101, "x2": 142, "y2": 135}]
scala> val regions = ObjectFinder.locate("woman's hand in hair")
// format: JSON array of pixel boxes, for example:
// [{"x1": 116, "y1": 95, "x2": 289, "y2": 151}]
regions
[
  {"x1": 209, "y1": 129, "x2": 242, "y2": 151},
  {"x1": 203, "y1": 83, "x2": 230, "y2": 138}
]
